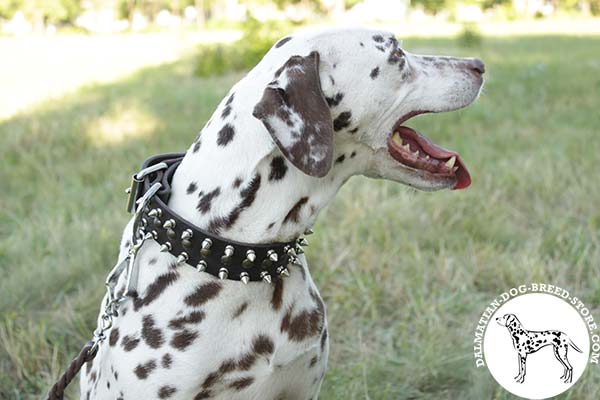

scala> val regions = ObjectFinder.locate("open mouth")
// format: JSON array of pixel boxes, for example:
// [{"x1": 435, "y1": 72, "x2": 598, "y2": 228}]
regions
[{"x1": 387, "y1": 111, "x2": 471, "y2": 190}]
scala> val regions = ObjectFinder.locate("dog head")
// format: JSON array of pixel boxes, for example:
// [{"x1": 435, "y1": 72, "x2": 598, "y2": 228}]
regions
[
  {"x1": 253, "y1": 28, "x2": 484, "y2": 191},
  {"x1": 496, "y1": 314, "x2": 519, "y2": 328}
]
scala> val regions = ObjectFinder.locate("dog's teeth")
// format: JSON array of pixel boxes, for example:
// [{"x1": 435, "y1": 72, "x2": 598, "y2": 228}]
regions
[
  {"x1": 424, "y1": 155, "x2": 430, "y2": 160},
  {"x1": 445, "y1": 156, "x2": 456, "y2": 169},
  {"x1": 412, "y1": 150, "x2": 419, "y2": 157},
  {"x1": 392, "y1": 132, "x2": 403, "y2": 146},
  {"x1": 402, "y1": 144, "x2": 410, "y2": 151},
  {"x1": 452, "y1": 166, "x2": 458, "y2": 172}
]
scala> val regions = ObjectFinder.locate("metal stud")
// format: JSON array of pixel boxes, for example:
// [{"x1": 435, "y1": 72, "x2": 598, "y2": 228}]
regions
[
  {"x1": 196, "y1": 260, "x2": 207, "y2": 272},
  {"x1": 163, "y1": 219, "x2": 176, "y2": 229},
  {"x1": 182, "y1": 239, "x2": 192, "y2": 249},
  {"x1": 148, "y1": 208, "x2": 162, "y2": 218},
  {"x1": 295, "y1": 246, "x2": 305, "y2": 255},
  {"x1": 167, "y1": 228, "x2": 176, "y2": 239},
  {"x1": 181, "y1": 229, "x2": 193, "y2": 240},
  {"x1": 201, "y1": 238, "x2": 212, "y2": 257},
  {"x1": 224, "y1": 245, "x2": 234, "y2": 258},
  {"x1": 276, "y1": 265, "x2": 290, "y2": 277},
  {"x1": 159, "y1": 242, "x2": 172, "y2": 252},
  {"x1": 218, "y1": 268, "x2": 229, "y2": 280},
  {"x1": 267, "y1": 250, "x2": 278, "y2": 263},
  {"x1": 304, "y1": 228, "x2": 314, "y2": 235},
  {"x1": 297, "y1": 237, "x2": 309, "y2": 247},
  {"x1": 150, "y1": 230, "x2": 158, "y2": 240},
  {"x1": 140, "y1": 218, "x2": 148, "y2": 227},
  {"x1": 286, "y1": 247, "x2": 297, "y2": 257},
  {"x1": 176, "y1": 252, "x2": 188, "y2": 265},
  {"x1": 246, "y1": 249, "x2": 256, "y2": 262},
  {"x1": 260, "y1": 271, "x2": 272, "y2": 284},
  {"x1": 240, "y1": 272, "x2": 250, "y2": 285}
]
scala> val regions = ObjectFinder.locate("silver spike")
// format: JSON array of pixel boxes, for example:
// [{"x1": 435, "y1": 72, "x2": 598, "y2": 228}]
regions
[
  {"x1": 260, "y1": 271, "x2": 272, "y2": 284},
  {"x1": 196, "y1": 260, "x2": 207, "y2": 272},
  {"x1": 218, "y1": 268, "x2": 229, "y2": 280},
  {"x1": 163, "y1": 219, "x2": 176, "y2": 229},
  {"x1": 148, "y1": 208, "x2": 162, "y2": 218},
  {"x1": 267, "y1": 250, "x2": 278, "y2": 262},
  {"x1": 277, "y1": 265, "x2": 290, "y2": 277},
  {"x1": 181, "y1": 229, "x2": 193, "y2": 240},
  {"x1": 150, "y1": 230, "x2": 158, "y2": 240},
  {"x1": 159, "y1": 242, "x2": 171, "y2": 252},
  {"x1": 176, "y1": 252, "x2": 188, "y2": 265},
  {"x1": 246, "y1": 249, "x2": 256, "y2": 263},
  {"x1": 304, "y1": 228, "x2": 314, "y2": 235},
  {"x1": 240, "y1": 272, "x2": 250, "y2": 285},
  {"x1": 224, "y1": 245, "x2": 234, "y2": 258},
  {"x1": 295, "y1": 246, "x2": 305, "y2": 255},
  {"x1": 297, "y1": 238, "x2": 309, "y2": 247},
  {"x1": 287, "y1": 247, "x2": 297, "y2": 257},
  {"x1": 201, "y1": 238, "x2": 212, "y2": 249}
]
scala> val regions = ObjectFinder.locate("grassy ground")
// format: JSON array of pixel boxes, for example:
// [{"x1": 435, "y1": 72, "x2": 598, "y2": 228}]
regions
[{"x1": 1, "y1": 31, "x2": 600, "y2": 399}]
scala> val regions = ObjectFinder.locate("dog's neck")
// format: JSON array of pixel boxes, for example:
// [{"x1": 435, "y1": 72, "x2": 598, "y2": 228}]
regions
[{"x1": 167, "y1": 93, "x2": 366, "y2": 244}]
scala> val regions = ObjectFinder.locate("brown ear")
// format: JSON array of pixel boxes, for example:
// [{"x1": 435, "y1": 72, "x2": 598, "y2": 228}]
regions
[{"x1": 253, "y1": 51, "x2": 333, "y2": 178}]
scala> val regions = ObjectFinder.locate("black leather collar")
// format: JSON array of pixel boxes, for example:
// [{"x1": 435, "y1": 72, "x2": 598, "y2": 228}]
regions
[{"x1": 127, "y1": 153, "x2": 305, "y2": 283}]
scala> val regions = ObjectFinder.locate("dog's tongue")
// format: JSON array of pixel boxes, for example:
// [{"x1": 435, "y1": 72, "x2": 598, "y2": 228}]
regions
[{"x1": 401, "y1": 126, "x2": 471, "y2": 190}]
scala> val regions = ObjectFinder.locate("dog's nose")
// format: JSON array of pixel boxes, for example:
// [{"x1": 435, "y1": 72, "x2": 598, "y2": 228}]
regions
[{"x1": 468, "y1": 58, "x2": 485, "y2": 74}]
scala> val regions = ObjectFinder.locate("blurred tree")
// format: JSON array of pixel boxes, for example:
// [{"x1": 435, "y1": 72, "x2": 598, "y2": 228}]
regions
[{"x1": 0, "y1": 0, "x2": 81, "y2": 26}]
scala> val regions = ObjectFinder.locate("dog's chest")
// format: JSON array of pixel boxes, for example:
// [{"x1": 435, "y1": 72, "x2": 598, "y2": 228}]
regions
[{"x1": 81, "y1": 240, "x2": 329, "y2": 400}]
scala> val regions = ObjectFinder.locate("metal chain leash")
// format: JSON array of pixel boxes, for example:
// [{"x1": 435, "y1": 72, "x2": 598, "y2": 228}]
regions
[{"x1": 45, "y1": 164, "x2": 166, "y2": 400}]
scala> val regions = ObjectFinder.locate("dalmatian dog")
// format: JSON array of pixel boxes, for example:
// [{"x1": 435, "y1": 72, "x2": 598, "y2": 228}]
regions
[
  {"x1": 81, "y1": 27, "x2": 484, "y2": 399},
  {"x1": 496, "y1": 314, "x2": 583, "y2": 383}
]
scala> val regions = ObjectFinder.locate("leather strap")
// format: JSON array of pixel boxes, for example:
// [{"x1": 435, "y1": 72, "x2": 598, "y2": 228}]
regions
[{"x1": 130, "y1": 153, "x2": 301, "y2": 283}]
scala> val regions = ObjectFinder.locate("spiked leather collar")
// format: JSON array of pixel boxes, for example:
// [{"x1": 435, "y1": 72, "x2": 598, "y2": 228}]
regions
[{"x1": 127, "y1": 153, "x2": 305, "y2": 283}]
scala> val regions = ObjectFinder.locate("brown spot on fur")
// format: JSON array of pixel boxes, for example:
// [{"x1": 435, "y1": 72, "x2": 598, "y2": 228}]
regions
[
  {"x1": 284, "y1": 197, "x2": 308, "y2": 224},
  {"x1": 197, "y1": 187, "x2": 221, "y2": 214},
  {"x1": 142, "y1": 315, "x2": 164, "y2": 349},
  {"x1": 186, "y1": 182, "x2": 197, "y2": 195},
  {"x1": 133, "y1": 270, "x2": 179, "y2": 311},
  {"x1": 134, "y1": 359, "x2": 157, "y2": 380},
  {"x1": 271, "y1": 278, "x2": 284, "y2": 311},
  {"x1": 320, "y1": 328, "x2": 328, "y2": 352},
  {"x1": 162, "y1": 353, "x2": 173, "y2": 369},
  {"x1": 185, "y1": 282, "x2": 223, "y2": 307},
  {"x1": 237, "y1": 353, "x2": 257, "y2": 371},
  {"x1": 158, "y1": 385, "x2": 177, "y2": 398},
  {"x1": 171, "y1": 329, "x2": 199, "y2": 350},
  {"x1": 169, "y1": 310, "x2": 206, "y2": 330},
  {"x1": 269, "y1": 156, "x2": 288, "y2": 181},
  {"x1": 280, "y1": 289, "x2": 325, "y2": 342},
  {"x1": 230, "y1": 376, "x2": 254, "y2": 390},
  {"x1": 253, "y1": 334, "x2": 275, "y2": 355},
  {"x1": 333, "y1": 111, "x2": 352, "y2": 132},
  {"x1": 370, "y1": 66, "x2": 379, "y2": 79},
  {"x1": 194, "y1": 390, "x2": 212, "y2": 400},
  {"x1": 275, "y1": 36, "x2": 292, "y2": 48},
  {"x1": 232, "y1": 302, "x2": 248, "y2": 319},
  {"x1": 217, "y1": 124, "x2": 235, "y2": 146},
  {"x1": 208, "y1": 174, "x2": 261, "y2": 233},
  {"x1": 121, "y1": 334, "x2": 140, "y2": 352},
  {"x1": 109, "y1": 327, "x2": 120, "y2": 346}
]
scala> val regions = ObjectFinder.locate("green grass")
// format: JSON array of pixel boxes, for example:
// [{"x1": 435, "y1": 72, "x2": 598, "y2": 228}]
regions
[{"x1": 1, "y1": 33, "x2": 600, "y2": 399}]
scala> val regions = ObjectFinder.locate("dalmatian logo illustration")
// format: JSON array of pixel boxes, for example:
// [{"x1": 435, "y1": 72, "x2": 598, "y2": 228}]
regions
[{"x1": 495, "y1": 313, "x2": 583, "y2": 384}]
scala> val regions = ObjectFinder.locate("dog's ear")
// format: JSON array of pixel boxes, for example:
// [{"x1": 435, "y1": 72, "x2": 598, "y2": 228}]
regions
[{"x1": 253, "y1": 51, "x2": 333, "y2": 178}]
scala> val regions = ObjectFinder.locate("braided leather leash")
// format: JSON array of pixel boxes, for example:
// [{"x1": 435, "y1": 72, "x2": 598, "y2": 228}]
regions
[{"x1": 45, "y1": 341, "x2": 97, "y2": 400}]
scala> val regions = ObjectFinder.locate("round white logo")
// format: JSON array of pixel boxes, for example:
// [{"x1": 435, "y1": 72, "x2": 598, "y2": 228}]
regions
[{"x1": 483, "y1": 293, "x2": 590, "y2": 399}]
